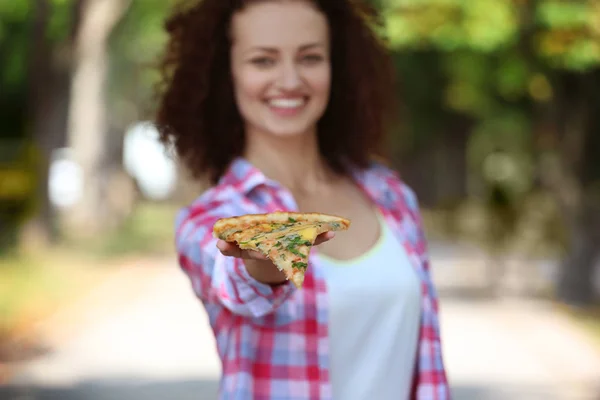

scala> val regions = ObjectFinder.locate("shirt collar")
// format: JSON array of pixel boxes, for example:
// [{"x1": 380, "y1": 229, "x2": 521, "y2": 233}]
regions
[
  {"x1": 352, "y1": 162, "x2": 403, "y2": 212},
  {"x1": 218, "y1": 157, "x2": 278, "y2": 195},
  {"x1": 219, "y1": 157, "x2": 400, "y2": 211}
]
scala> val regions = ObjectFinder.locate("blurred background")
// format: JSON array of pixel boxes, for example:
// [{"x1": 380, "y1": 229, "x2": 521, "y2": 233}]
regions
[{"x1": 1, "y1": 0, "x2": 599, "y2": 399}]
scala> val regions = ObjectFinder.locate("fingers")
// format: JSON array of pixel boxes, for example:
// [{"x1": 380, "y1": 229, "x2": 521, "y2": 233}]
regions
[
  {"x1": 217, "y1": 240, "x2": 268, "y2": 260},
  {"x1": 216, "y1": 240, "x2": 240, "y2": 257},
  {"x1": 243, "y1": 250, "x2": 269, "y2": 260},
  {"x1": 314, "y1": 231, "x2": 335, "y2": 246}
]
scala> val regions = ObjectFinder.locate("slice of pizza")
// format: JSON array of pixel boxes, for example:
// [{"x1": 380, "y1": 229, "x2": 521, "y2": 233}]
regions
[{"x1": 213, "y1": 212, "x2": 351, "y2": 288}]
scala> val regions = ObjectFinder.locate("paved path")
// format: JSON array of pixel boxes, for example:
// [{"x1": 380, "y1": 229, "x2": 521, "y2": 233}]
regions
[{"x1": 2, "y1": 251, "x2": 600, "y2": 400}]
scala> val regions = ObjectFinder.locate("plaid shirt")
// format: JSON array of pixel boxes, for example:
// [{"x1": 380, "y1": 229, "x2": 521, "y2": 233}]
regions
[{"x1": 176, "y1": 158, "x2": 450, "y2": 399}]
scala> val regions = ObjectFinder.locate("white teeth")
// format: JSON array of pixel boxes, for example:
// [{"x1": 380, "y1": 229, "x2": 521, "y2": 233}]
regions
[{"x1": 269, "y1": 98, "x2": 304, "y2": 108}]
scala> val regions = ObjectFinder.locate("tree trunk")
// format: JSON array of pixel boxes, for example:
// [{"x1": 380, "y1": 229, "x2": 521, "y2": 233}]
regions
[
  {"x1": 396, "y1": 114, "x2": 470, "y2": 208},
  {"x1": 25, "y1": 0, "x2": 74, "y2": 246},
  {"x1": 434, "y1": 115, "x2": 471, "y2": 206},
  {"x1": 104, "y1": 123, "x2": 138, "y2": 229},
  {"x1": 557, "y1": 199, "x2": 600, "y2": 305},
  {"x1": 66, "y1": 0, "x2": 131, "y2": 235},
  {"x1": 538, "y1": 69, "x2": 600, "y2": 306}
]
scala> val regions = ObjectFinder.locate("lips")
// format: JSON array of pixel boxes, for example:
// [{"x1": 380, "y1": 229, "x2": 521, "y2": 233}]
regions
[
  {"x1": 267, "y1": 97, "x2": 307, "y2": 117},
  {"x1": 268, "y1": 97, "x2": 306, "y2": 109}
]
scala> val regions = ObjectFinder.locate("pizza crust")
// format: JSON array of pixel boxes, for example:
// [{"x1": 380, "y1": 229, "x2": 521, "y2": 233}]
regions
[{"x1": 213, "y1": 211, "x2": 350, "y2": 240}]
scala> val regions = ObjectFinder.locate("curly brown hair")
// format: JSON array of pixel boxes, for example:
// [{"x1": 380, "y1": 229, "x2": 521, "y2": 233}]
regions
[{"x1": 155, "y1": 0, "x2": 397, "y2": 185}]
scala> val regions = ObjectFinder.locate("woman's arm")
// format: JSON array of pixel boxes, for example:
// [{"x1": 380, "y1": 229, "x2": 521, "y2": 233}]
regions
[{"x1": 176, "y1": 205, "x2": 296, "y2": 318}]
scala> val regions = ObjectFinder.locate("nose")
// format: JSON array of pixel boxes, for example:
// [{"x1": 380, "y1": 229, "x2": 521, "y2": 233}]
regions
[{"x1": 278, "y1": 61, "x2": 302, "y2": 90}]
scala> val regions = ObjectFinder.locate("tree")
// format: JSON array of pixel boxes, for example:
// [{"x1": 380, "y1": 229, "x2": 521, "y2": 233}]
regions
[
  {"x1": 26, "y1": 0, "x2": 82, "y2": 246},
  {"x1": 65, "y1": 0, "x2": 176, "y2": 234},
  {"x1": 0, "y1": 0, "x2": 80, "y2": 249},
  {"x1": 65, "y1": 0, "x2": 132, "y2": 234},
  {"x1": 531, "y1": 0, "x2": 600, "y2": 305},
  {"x1": 1, "y1": 0, "x2": 174, "y2": 247},
  {"x1": 0, "y1": 1, "x2": 35, "y2": 251},
  {"x1": 377, "y1": 0, "x2": 600, "y2": 304}
]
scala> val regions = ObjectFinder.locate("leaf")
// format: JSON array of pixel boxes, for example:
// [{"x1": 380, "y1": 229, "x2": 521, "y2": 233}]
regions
[
  {"x1": 536, "y1": 1, "x2": 589, "y2": 29},
  {"x1": 496, "y1": 55, "x2": 530, "y2": 99},
  {"x1": 462, "y1": 0, "x2": 518, "y2": 52},
  {"x1": 382, "y1": 0, "x2": 517, "y2": 52}
]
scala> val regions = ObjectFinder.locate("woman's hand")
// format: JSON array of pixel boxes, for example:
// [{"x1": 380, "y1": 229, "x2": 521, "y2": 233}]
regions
[{"x1": 216, "y1": 232, "x2": 335, "y2": 284}]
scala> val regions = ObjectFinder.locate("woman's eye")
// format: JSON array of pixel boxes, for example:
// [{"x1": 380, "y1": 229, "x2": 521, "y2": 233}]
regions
[
  {"x1": 251, "y1": 57, "x2": 275, "y2": 67},
  {"x1": 302, "y1": 54, "x2": 324, "y2": 64}
]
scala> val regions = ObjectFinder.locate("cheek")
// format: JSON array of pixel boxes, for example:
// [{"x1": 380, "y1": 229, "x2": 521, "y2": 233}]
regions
[
  {"x1": 233, "y1": 69, "x2": 268, "y2": 105},
  {"x1": 309, "y1": 68, "x2": 331, "y2": 106}
]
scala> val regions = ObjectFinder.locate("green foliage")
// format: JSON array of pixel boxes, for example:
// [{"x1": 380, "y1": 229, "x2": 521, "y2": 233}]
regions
[
  {"x1": 392, "y1": 51, "x2": 447, "y2": 148},
  {"x1": 103, "y1": 0, "x2": 175, "y2": 127},
  {"x1": 0, "y1": 3, "x2": 30, "y2": 98},
  {"x1": 537, "y1": 1, "x2": 589, "y2": 28},
  {"x1": 442, "y1": 51, "x2": 498, "y2": 116},
  {"x1": 0, "y1": 0, "x2": 74, "y2": 96},
  {"x1": 375, "y1": 0, "x2": 600, "y2": 193},
  {"x1": 383, "y1": 0, "x2": 518, "y2": 52},
  {"x1": 47, "y1": 0, "x2": 77, "y2": 43},
  {"x1": 379, "y1": 0, "x2": 600, "y2": 116},
  {"x1": 381, "y1": 0, "x2": 600, "y2": 70},
  {"x1": 0, "y1": 1, "x2": 30, "y2": 28},
  {"x1": 112, "y1": 0, "x2": 171, "y2": 62},
  {"x1": 495, "y1": 53, "x2": 530, "y2": 100},
  {"x1": 535, "y1": 1, "x2": 600, "y2": 70}
]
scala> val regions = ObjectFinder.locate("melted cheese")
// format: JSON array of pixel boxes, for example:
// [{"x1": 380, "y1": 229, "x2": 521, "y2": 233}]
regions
[
  {"x1": 238, "y1": 222, "x2": 320, "y2": 251},
  {"x1": 297, "y1": 226, "x2": 318, "y2": 242}
]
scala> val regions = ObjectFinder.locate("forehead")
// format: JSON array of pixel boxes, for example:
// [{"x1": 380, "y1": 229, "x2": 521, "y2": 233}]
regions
[{"x1": 231, "y1": 1, "x2": 329, "y2": 48}]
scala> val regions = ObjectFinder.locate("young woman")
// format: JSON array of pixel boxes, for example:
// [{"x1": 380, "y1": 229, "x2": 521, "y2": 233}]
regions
[{"x1": 156, "y1": 0, "x2": 450, "y2": 399}]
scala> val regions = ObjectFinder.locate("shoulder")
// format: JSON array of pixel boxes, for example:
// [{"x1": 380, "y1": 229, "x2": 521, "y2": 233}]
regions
[
  {"x1": 363, "y1": 162, "x2": 430, "y2": 255},
  {"x1": 175, "y1": 182, "x2": 252, "y2": 243},
  {"x1": 362, "y1": 160, "x2": 421, "y2": 213}
]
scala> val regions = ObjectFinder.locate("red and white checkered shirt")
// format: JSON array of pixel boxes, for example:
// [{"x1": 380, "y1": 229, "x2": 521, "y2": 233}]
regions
[{"x1": 176, "y1": 158, "x2": 450, "y2": 399}]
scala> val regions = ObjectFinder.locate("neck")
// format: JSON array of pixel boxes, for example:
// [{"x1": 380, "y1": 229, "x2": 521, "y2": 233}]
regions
[{"x1": 243, "y1": 127, "x2": 333, "y2": 194}]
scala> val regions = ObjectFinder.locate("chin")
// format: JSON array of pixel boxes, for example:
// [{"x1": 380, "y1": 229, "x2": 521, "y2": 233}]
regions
[{"x1": 262, "y1": 121, "x2": 317, "y2": 138}]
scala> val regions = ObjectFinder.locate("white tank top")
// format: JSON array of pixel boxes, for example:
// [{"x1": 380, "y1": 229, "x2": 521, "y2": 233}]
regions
[{"x1": 317, "y1": 210, "x2": 422, "y2": 400}]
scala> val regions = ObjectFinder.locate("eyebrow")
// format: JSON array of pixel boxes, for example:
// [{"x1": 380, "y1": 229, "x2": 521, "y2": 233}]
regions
[{"x1": 246, "y1": 43, "x2": 325, "y2": 54}]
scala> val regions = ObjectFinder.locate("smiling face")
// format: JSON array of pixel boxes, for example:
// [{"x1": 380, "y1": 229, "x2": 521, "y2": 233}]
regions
[{"x1": 230, "y1": 1, "x2": 331, "y2": 139}]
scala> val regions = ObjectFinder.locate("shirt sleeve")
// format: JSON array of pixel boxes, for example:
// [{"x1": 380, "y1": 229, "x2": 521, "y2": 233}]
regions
[
  {"x1": 175, "y1": 204, "x2": 297, "y2": 319},
  {"x1": 401, "y1": 184, "x2": 452, "y2": 400}
]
